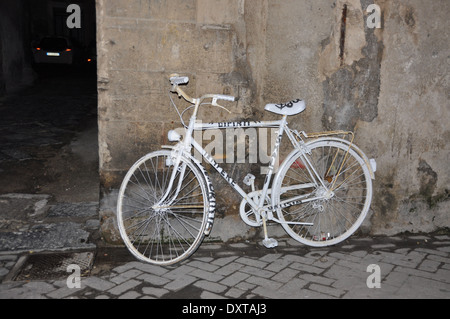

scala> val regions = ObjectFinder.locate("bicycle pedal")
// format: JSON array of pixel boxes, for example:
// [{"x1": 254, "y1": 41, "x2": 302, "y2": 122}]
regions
[{"x1": 262, "y1": 238, "x2": 278, "y2": 249}]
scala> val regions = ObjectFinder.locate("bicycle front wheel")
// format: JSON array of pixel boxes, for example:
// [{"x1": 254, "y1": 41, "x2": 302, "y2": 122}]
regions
[
  {"x1": 117, "y1": 150, "x2": 209, "y2": 265},
  {"x1": 272, "y1": 139, "x2": 372, "y2": 247}
]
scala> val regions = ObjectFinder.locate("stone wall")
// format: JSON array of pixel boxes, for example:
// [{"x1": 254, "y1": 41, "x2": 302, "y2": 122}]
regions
[{"x1": 97, "y1": 0, "x2": 449, "y2": 243}]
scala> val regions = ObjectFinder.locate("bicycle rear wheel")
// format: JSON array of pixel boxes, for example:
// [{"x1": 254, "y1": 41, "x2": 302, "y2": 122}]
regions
[
  {"x1": 117, "y1": 150, "x2": 209, "y2": 265},
  {"x1": 272, "y1": 139, "x2": 372, "y2": 247}
]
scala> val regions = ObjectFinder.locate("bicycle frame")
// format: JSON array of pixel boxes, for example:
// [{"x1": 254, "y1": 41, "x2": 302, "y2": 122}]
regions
[
  {"x1": 155, "y1": 81, "x2": 355, "y2": 225},
  {"x1": 192, "y1": 118, "x2": 287, "y2": 213},
  {"x1": 159, "y1": 116, "x2": 330, "y2": 223}
]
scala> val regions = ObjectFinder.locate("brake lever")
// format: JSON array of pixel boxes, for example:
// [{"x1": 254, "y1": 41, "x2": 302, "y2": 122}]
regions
[{"x1": 212, "y1": 98, "x2": 232, "y2": 114}]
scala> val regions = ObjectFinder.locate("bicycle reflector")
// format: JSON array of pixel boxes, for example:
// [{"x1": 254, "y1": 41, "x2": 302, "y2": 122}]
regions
[{"x1": 168, "y1": 130, "x2": 181, "y2": 142}]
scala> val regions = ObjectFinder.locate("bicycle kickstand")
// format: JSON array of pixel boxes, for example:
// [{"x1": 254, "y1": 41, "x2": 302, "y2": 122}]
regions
[{"x1": 261, "y1": 215, "x2": 278, "y2": 248}]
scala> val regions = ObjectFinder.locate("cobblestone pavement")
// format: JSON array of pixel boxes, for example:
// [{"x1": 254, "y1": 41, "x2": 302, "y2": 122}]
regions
[{"x1": 1, "y1": 233, "x2": 449, "y2": 300}]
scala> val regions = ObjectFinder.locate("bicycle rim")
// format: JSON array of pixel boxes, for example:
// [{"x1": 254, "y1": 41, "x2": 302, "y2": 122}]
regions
[
  {"x1": 274, "y1": 140, "x2": 372, "y2": 247},
  {"x1": 117, "y1": 150, "x2": 209, "y2": 265}
]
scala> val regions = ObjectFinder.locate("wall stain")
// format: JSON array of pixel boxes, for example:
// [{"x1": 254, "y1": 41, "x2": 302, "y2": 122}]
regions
[
  {"x1": 417, "y1": 159, "x2": 438, "y2": 207},
  {"x1": 322, "y1": 0, "x2": 384, "y2": 131}
]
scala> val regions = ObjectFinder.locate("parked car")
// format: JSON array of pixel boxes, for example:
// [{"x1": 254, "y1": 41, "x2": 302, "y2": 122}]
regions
[{"x1": 32, "y1": 36, "x2": 75, "y2": 65}]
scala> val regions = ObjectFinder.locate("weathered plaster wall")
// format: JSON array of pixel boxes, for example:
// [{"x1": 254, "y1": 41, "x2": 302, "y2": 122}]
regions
[
  {"x1": 355, "y1": 0, "x2": 449, "y2": 235},
  {"x1": 97, "y1": 0, "x2": 449, "y2": 243}
]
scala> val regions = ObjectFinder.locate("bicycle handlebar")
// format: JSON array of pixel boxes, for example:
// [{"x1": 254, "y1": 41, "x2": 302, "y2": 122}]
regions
[
  {"x1": 169, "y1": 75, "x2": 236, "y2": 105},
  {"x1": 170, "y1": 75, "x2": 189, "y2": 86},
  {"x1": 214, "y1": 94, "x2": 236, "y2": 102}
]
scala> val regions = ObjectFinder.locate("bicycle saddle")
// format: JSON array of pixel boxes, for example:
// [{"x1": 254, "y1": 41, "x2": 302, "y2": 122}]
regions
[{"x1": 265, "y1": 99, "x2": 306, "y2": 116}]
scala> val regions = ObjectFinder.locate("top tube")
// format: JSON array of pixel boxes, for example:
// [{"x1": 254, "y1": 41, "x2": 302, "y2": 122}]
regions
[{"x1": 194, "y1": 120, "x2": 284, "y2": 130}]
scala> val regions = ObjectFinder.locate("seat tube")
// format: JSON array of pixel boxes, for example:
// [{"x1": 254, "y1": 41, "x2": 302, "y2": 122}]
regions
[{"x1": 258, "y1": 115, "x2": 287, "y2": 208}]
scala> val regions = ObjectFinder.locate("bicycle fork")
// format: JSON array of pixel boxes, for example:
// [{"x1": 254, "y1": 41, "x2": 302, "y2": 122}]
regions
[{"x1": 153, "y1": 117, "x2": 198, "y2": 210}]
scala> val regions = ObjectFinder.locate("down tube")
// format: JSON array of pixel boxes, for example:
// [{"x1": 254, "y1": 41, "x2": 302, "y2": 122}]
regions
[{"x1": 190, "y1": 139, "x2": 258, "y2": 208}]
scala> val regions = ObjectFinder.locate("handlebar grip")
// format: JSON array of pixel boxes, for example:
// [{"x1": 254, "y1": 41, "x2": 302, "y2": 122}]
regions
[
  {"x1": 215, "y1": 94, "x2": 236, "y2": 102},
  {"x1": 170, "y1": 76, "x2": 189, "y2": 85}
]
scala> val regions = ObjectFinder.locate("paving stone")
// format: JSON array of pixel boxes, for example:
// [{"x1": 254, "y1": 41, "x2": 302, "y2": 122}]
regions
[
  {"x1": 239, "y1": 265, "x2": 276, "y2": 278},
  {"x1": 396, "y1": 266, "x2": 450, "y2": 283},
  {"x1": 264, "y1": 258, "x2": 291, "y2": 272},
  {"x1": 118, "y1": 291, "x2": 141, "y2": 299},
  {"x1": 107, "y1": 279, "x2": 140, "y2": 296},
  {"x1": 323, "y1": 264, "x2": 354, "y2": 280},
  {"x1": 24, "y1": 281, "x2": 57, "y2": 295},
  {"x1": 189, "y1": 268, "x2": 225, "y2": 282},
  {"x1": 416, "y1": 248, "x2": 448, "y2": 257},
  {"x1": 235, "y1": 257, "x2": 268, "y2": 269},
  {"x1": 245, "y1": 276, "x2": 283, "y2": 290},
  {"x1": 225, "y1": 287, "x2": 246, "y2": 298},
  {"x1": 163, "y1": 265, "x2": 196, "y2": 280},
  {"x1": 377, "y1": 251, "x2": 424, "y2": 268},
  {"x1": 200, "y1": 291, "x2": 226, "y2": 299},
  {"x1": 187, "y1": 260, "x2": 220, "y2": 272},
  {"x1": 47, "y1": 285, "x2": 84, "y2": 299},
  {"x1": 436, "y1": 246, "x2": 450, "y2": 253},
  {"x1": 298, "y1": 273, "x2": 335, "y2": 286},
  {"x1": 194, "y1": 280, "x2": 227, "y2": 293},
  {"x1": 342, "y1": 282, "x2": 399, "y2": 299},
  {"x1": 137, "y1": 273, "x2": 170, "y2": 286},
  {"x1": 383, "y1": 270, "x2": 409, "y2": 288},
  {"x1": 83, "y1": 276, "x2": 116, "y2": 291},
  {"x1": 394, "y1": 274, "x2": 450, "y2": 298},
  {"x1": 220, "y1": 271, "x2": 250, "y2": 287},
  {"x1": 289, "y1": 262, "x2": 324, "y2": 275},
  {"x1": 211, "y1": 256, "x2": 239, "y2": 267},
  {"x1": 282, "y1": 254, "x2": 315, "y2": 265},
  {"x1": 309, "y1": 283, "x2": 344, "y2": 298},
  {"x1": 328, "y1": 252, "x2": 363, "y2": 263},
  {"x1": 132, "y1": 262, "x2": 169, "y2": 276},
  {"x1": 426, "y1": 254, "x2": 450, "y2": 264},
  {"x1": 252, "y1": 285, "x2": 289, "y2": 299},
  {"x1": 258, "y1": 253, "x2": 283, "y2": 263},
  {"x1": 235, "y1": 281, "x2": 256, "y2": 291},
  {"x1": 276, "y1": 278, "x2": 308, "y2": 296},
  {"x1": 418, "y1": 259, "x2": 441, "y2": 272},
  {"x1": 312, "y1": 256, "x2": 337, "y2": 269},
  {"x1": 163, "y1": 275, "x2": 197, "y2": 291},
  {"x1": 142, "y1": 287, "x2": 169, "y2": 298},
  {"x1": 214, "y1": 262, "x2": 244, "y2": 276},
  {"x1": 110, "y1": 269, "x2": 143, "y2": 284},
  {"x1": 271, "y1": 267, "x2": 299, "y2": 283}
]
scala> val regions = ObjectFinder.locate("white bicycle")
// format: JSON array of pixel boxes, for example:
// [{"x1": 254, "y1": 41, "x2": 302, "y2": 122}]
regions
[{"x1": 117, "y1": 75, "x2": 376, "y2": 265}]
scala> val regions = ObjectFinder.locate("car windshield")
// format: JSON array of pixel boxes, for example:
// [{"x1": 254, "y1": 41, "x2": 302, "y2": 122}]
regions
[{"x1": 40, "y1": 38, "x2": 69, "y2": 51}]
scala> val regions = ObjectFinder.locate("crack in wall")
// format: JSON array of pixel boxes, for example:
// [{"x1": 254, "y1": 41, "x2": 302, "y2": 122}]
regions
[{"x1": 321, "y1": 0, "x2": 384, "y2": 131}]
